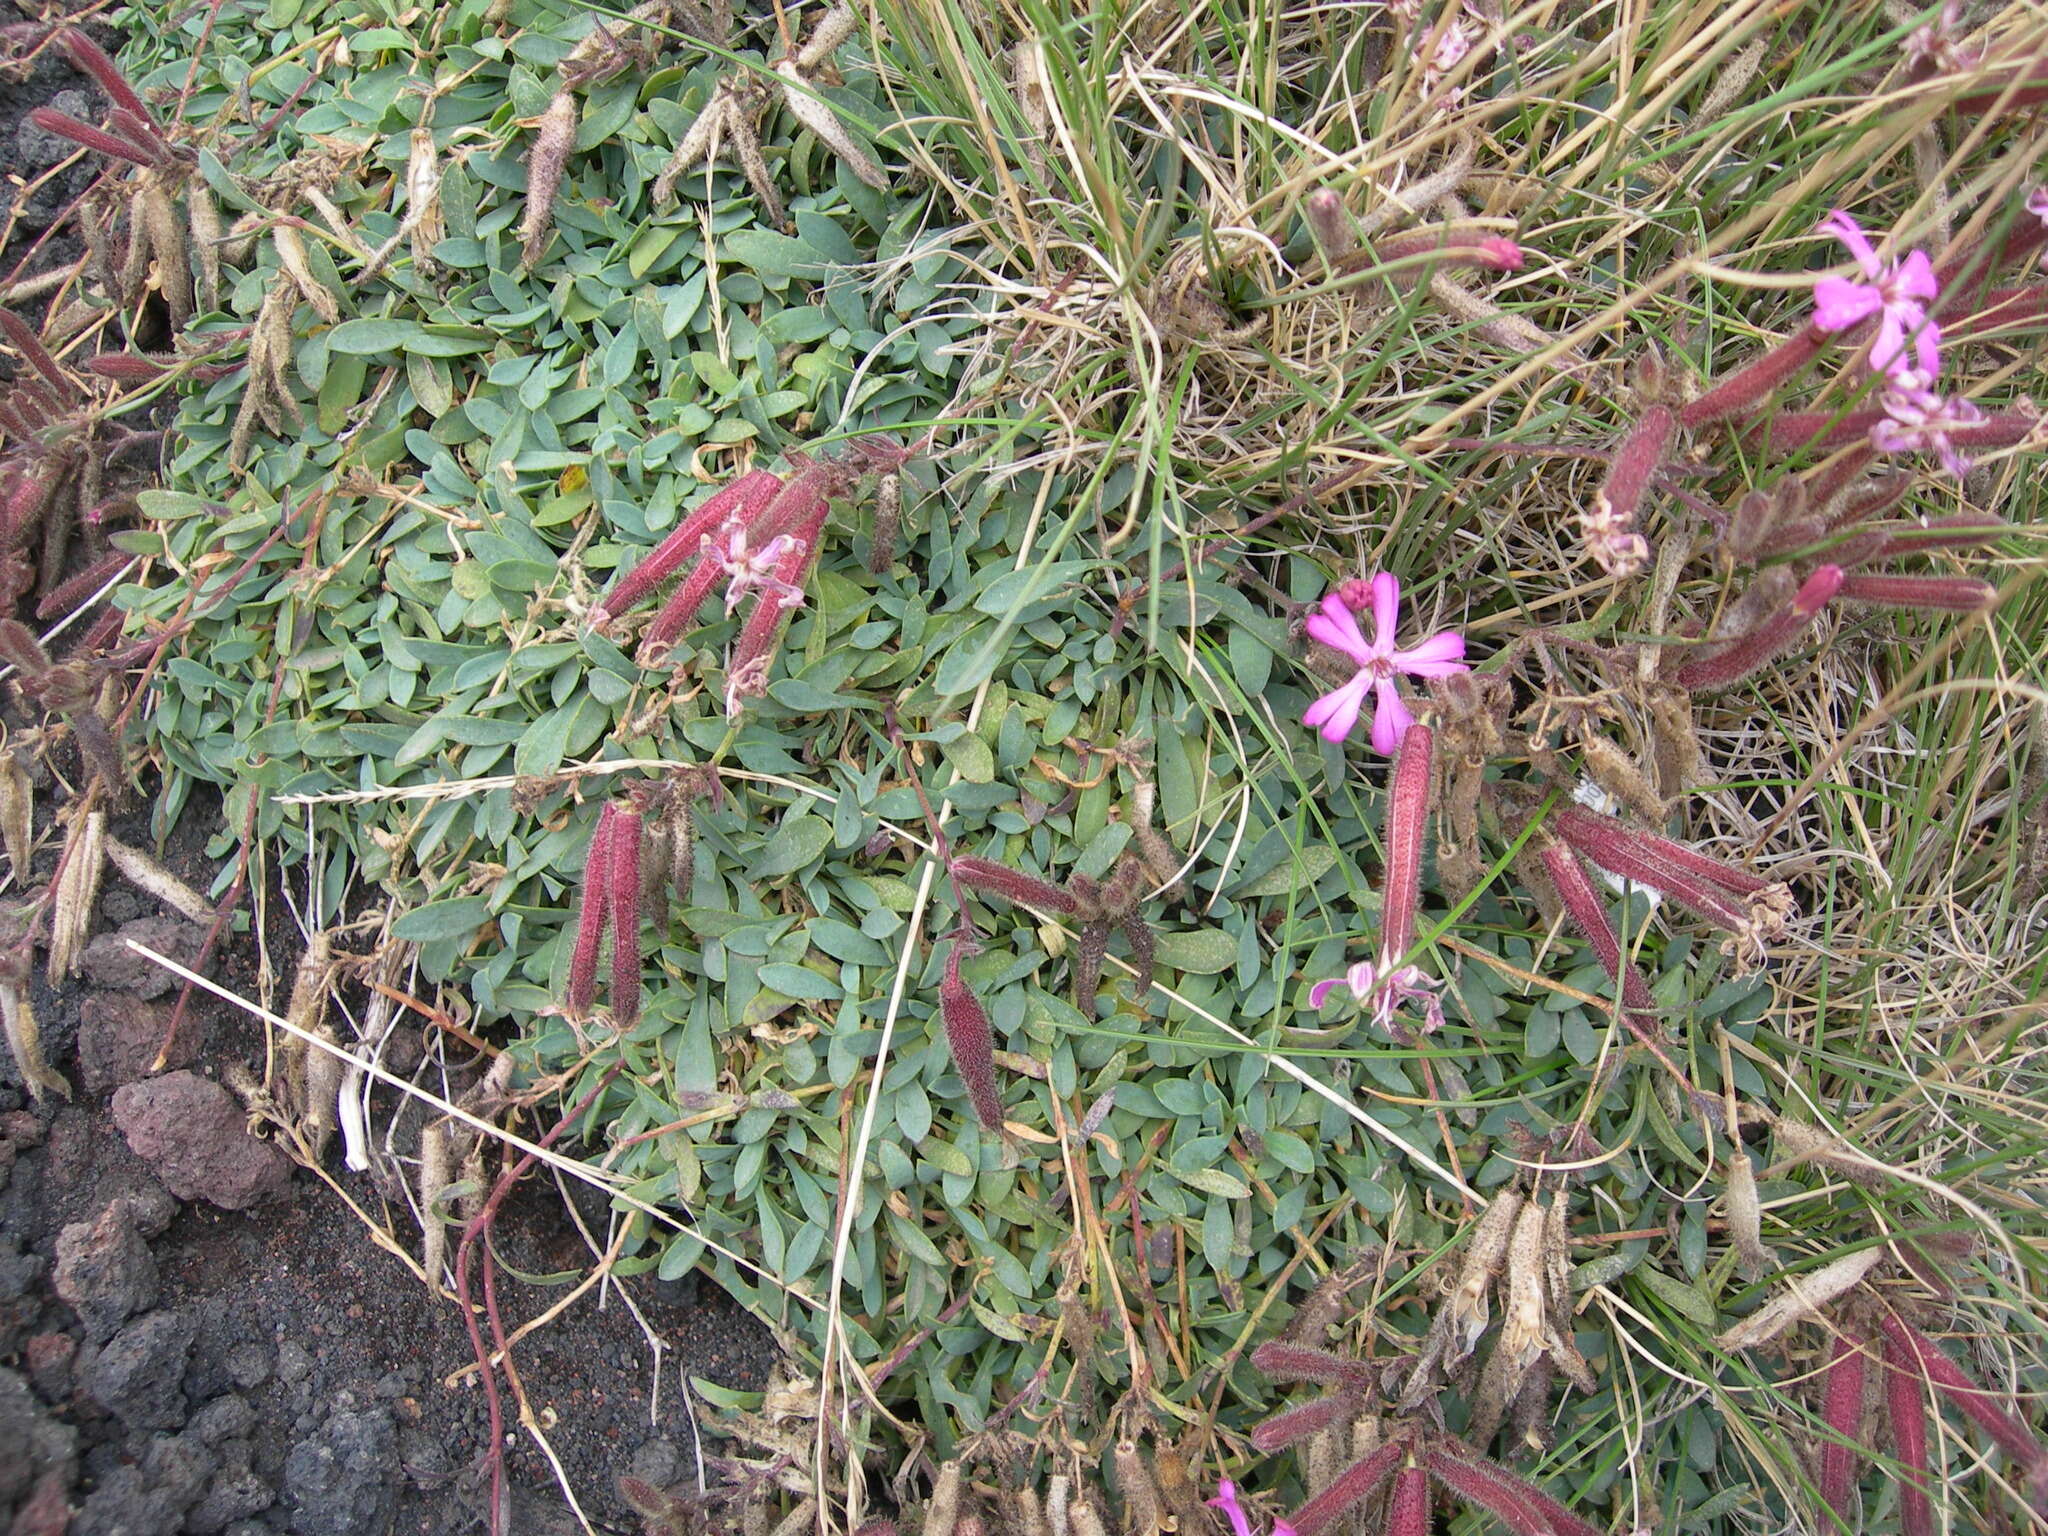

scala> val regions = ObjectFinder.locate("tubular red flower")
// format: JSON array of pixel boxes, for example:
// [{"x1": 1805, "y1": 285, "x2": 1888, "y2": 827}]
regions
[
  {"x1": 1252, "y1": 1339, "x2": 1376, "y2": 1388},
  {"x1": 1882, "y1": 1328, "x2": 1935, "y2": 1536},
  {"x1": 58, "y1": 30, "x2": 161, "y2": 135},
  {"x1": 1379, "y1": 722, "x2": 1435, "y2": 964},
  {"x1": 950, "y1": 856, "x2": 1078, "y2": 914},
  {"x1": 1672, "y1": 565, "x2": 1843, "y2": 692},
  {"x1": 1678, "y1": 323, "x2": 1826, "y2": 430},
  {"x1": 1284, "y1": 1442, "x2": 1404, "y2": 1536},
  {"x1": 1248, "y1": 1391, "x2": 1359, "y2": 1454},
  {"x1": 1836, "y1": 573, "x2": 1997, "y2": 613},
  {"x1": 1538, "y1": 842, "x2": 1664, "y2": 1043},
  {"x1": 1878, "y1": 1313, "x2": 2048, "y2": 1478},
  {"x1": 27, "y1": 107, "x2": 162, "y2": 166},
  {"x1": 940, "y1": 945, "x2": 1004, "y2": 1131},
  {"x1": 1552, "y1": 803, "x2": 1771, "y2": 907},
  {"x1": 0, "y1": 311, "x2": 78, "y2": 403},
  {"x1": 1869, "y1": 513, "x2": 2009, "y2": 559},
  {"x1": 1598, "y1": 404, "x2": 1675, "y2": 525},
  {"x1": 1421, "y1": 1446, "x2": 1603, "y2": 1536},
  {"x1": 607, "y1": 806, "x2": 643, "y2": 1024},
  {"x1": 596, "y1": 468, "x2": 783, "y2": 619},
  {"x1": 1819, "y1": 1332, "x2": 1869, "y2": 1510},
  {"x1": 724, "y1": 475, "x2": 832, "y2": 713},
  {"x1": 568, "y1": 806, "x2": 617, "y2": 1013},
  {"x1": 1385, "y1": 1466, "x2": 1430, "y2": 1536}
]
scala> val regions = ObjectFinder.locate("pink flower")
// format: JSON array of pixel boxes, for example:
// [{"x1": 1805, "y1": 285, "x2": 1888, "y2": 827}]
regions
[
  {"x1": 1305, "y1": 957, "x2": 1445, "y2": 1035},
  {"x1": 706, "y1": 519, "x2": 805, "y2": 615},
  {"x1": 1209, "y1": 1479, "x2": 1298, "y2": 1536},
  {"x1": 1869, "y1": 372, "x2": 1986, "y2": 477},
  {"x1": 1812, "y1": 211, "x2": 1941, "y2": 382},
  {"x1": 1302, "y1": 573, "x2": 1468, "y2": 754}
]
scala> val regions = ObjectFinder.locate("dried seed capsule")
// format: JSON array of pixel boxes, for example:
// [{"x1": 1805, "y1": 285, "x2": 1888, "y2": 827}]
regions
[
  {"x1": 520, "y1": 89, "x2": 580, "y2": 270},
  {"x1": 866, "y1": 470, "x2": 900, "y2": 574}
]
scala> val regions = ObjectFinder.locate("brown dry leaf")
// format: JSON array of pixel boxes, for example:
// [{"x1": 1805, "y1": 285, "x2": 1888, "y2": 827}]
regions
[
  {"x1": 0, "y1": 972, "x2": 69, "y2": 1102},
  {"x1": 46, "y1": 806, "x2": 105, "y2": 982},
  {"x1": 1715, "y1": 1246, "x2": 1886, "y2": 1351}
]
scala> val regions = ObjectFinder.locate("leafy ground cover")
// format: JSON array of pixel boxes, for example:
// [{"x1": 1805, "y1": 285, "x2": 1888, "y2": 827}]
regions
[{"x1": 2, "y1": 0, "x2": 2047, "y2": 1532}]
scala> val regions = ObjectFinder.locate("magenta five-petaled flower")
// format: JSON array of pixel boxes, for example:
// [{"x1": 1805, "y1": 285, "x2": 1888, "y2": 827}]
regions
[
  {"x1": 1302, "y1": 573, "x2": 1468, "y2": 754},
  {"x1": 1811, "y1": 211, "x2": 1941, "y2": 383},
  {"x1": 1209, "y1": 1479, "x2": 1298, "y2": 1536},
  {"x1": 1870, "y1": 370, "x2": 1986, "y2": 477},
  {"x1": 1306, "y1": 957, "x2": 1445, "y2": 1035}
]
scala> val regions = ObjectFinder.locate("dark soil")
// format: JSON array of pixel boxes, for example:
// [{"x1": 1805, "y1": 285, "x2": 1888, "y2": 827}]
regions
[
  {"x1": 0, "y1": 10, "x2": 104, "y2": 311},
  {"x1": 0, "y1": 777, "x2": 776, "y2": 1536}
]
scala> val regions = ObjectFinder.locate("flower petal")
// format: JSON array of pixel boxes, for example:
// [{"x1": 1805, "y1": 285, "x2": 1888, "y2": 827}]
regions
[
  {"x1": 1369, "y1": 571, "x2": 1401, "y2": 652},
  {"x1": 1307, "y1": 978, "x2": 1340, "y2": 1010},
  {"x1": 1369, "y1": 679, "x2": 1415, "y2": 756},
  {"x1": 1306, "y1": 593, "x2": 1376, "y2": 665},
  {"x1": 1392, "y1": 629, "x2": 1469, "y2": 676},
  {"x1": 1910, "y1": 315, "x2": 1943, "y2": 381},
  {"x1": 1206, "y1": 1481, "x2": 1255, "y2": 1536},
  {"x1": 1868, "y1": 311, "x2": 1908, "y2": 377},
  {"x1": 1812, "y1": 276, "x2": 1882, "y2": 332},
  {"x1": 1820, "y1": 210, "x2": 1880, "y2": 276},
  {"x1": 1896, "y1": 249, "x2": 1940, "y2": 303},
  {"x1": 1304, "y1": 671, "x2": 1372, "y2": 744},
  {"x1": 1346, "y1": 960, "x2": 1380, "y2": 998}
]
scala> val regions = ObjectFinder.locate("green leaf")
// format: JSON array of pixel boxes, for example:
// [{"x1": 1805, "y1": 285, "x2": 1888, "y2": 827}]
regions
[
  {"x1": 1174, "y1": 1167, "x2": 1250, "y2": 1199},
  {"x1": 941, "y1": 732, "x2": 994, "y2": 784},
  {"x1": 1636, "y1": 1266, "x2": 1718, "y2": 1329},
  {"x1": 752, "y1": 813, "x2": 832, "y2": 878},
  {"x1": 758, "y1": 962, "x2": 842, "y2": 1001},
  {"x1": 393, "y1": 896, "x2": 492, "y2": 942},
  {"x1": 721, "y1": 228, "x2": 833, "y2": 280},
  {"x1": 1153, "y1": 928, "x2": 1237, "y2": 975},
  {"x1": 1234, "y1": 845, "x2": 1337, "y2": 897}
]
